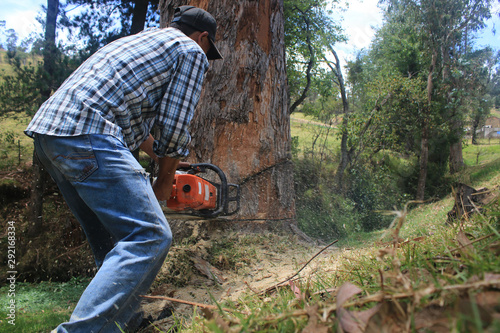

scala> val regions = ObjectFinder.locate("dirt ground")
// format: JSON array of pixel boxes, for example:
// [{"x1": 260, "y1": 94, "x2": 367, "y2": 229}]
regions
[{"x1": 137, "y1": 231, "x2": 341, "y2": 332}]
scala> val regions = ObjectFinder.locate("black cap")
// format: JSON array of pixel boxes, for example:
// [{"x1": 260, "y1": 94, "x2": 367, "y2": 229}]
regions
[{"x1": 173, "y1": 6, "x2": 223, "y2": 60}]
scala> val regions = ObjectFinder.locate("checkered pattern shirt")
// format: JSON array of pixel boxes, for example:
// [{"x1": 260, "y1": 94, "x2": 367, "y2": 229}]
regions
[{"x1": 25, "y1": 28, "x2": 209, "y2": 158}]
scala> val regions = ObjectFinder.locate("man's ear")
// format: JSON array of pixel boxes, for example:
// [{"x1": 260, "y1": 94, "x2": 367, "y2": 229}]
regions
[
  {"x1": 198, "y1": 31, "x2": 209, "y2": 43},
  {"x1": 197, "y1": 31, "x2": 211, "y2": 53}
]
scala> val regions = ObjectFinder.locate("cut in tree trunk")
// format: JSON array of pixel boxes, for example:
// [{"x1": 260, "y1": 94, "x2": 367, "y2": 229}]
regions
[{"x1": 160, "y1": 0, "x2": 295, "y2": 223}]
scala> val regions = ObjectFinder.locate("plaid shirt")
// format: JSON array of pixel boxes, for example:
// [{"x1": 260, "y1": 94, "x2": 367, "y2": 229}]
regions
[{"x1": 25, "y1": 28, "x2": 208, "y2": 158}]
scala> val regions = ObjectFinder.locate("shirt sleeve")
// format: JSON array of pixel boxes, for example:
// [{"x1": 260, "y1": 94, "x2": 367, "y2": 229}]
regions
[{"x1": 153, "y1": 51, "x2": 208, "y2": 158}]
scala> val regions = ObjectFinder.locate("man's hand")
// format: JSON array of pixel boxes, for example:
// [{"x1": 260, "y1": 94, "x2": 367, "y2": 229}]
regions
[{"x1": 153, "y1": 156, "x2": 180, "y2": 202}]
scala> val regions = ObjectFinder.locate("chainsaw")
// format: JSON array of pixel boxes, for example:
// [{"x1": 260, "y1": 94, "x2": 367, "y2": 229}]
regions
[{"x1": 161, "y1": 163, "x2": 240, "y2": 218}]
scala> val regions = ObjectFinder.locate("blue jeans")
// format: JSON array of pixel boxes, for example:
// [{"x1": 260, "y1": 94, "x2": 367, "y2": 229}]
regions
[{"x1": 34, "y1": 134, "x2": 172, "y2": 333}]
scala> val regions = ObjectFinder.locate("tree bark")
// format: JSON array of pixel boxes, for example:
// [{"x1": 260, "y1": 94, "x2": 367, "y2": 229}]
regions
[{"x1": 160, "y1": 0, "x2": 295, "y2": 223}]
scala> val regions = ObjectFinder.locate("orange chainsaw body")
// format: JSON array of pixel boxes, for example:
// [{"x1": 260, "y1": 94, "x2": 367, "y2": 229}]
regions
[{"x1": 167, "y1": 174, "x2": 217, "y2": 211}]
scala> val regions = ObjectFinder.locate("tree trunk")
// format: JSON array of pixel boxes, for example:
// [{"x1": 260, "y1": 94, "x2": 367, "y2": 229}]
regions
[
  {"x1": 442, "y1": 44, "x2": 464, "y2": 174},
  {"x1": 160, "y1": 0, "x2": 295, "y2": 223},
  {"x1": 449, "y1": 124, "x2": 464, "y2": 174},
  {"x1": 326, "y1": 46, "x2": 350, "y2": 192},
  {"x1": 417, "y1": 125, "x2": 429, "y2": 201},
  {"x1": 417, "y1": 49, "x2": 437, "y2": 201},
  {"x1": 41, "y1": 0, "x2": 59, "y2": 100},
  {"x1": 471, "y1": 113, "x2": 481, "y2": 145},
  {"x1": 130, "y1": 0, "x2": 149, "y2": 34},
  {"x1": 29, "y1": 0, "x2": 60, "y2": 235}
]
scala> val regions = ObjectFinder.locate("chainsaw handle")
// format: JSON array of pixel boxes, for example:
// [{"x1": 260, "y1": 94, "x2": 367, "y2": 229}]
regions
[{"x1": 176, "y1": 162, "x2": 192, "y2": 170}]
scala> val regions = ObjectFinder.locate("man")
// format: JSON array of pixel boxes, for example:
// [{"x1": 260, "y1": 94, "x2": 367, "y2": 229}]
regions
[{"x1": 25, "y1": 5, "x2": 222, "y2": 332}]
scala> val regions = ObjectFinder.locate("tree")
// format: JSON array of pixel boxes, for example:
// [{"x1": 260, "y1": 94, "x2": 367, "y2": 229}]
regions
[
  {"x1": 461, "y1": 48, "x2": 497, "y2": 144},
  {"x1": 160, "y1": 0, "x2": 295, "y2": 225},
  {"x1": 3, "y1": 29, "x2": 19, "y2": 58},
  {"x1": 65, "y1": 0, "x2": 160, "y2": 59},
  {"x1": 378, "y1": 0, "x2": 493, "y2": 199},
  {"x1": 0, "y1": 57, "x2": 45, "y2": 115},
  {"x1": 284, "y1": 0, "x2": 345, "y2": 114}
]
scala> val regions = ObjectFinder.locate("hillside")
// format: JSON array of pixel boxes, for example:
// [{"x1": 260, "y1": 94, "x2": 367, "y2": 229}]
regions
[{"x1": 0, "y1": 50, "x2": 41, "y2": 79}]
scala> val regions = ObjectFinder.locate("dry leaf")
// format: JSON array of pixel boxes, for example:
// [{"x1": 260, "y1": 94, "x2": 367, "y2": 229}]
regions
[
  {"x1": 192, "y1": 256, "x2": 226, "y2": 284},
  {"x1": 365, "y1": 302, "x2": 407, "y2": 333},
  {"x1": 457, "y1": 297, "x2": 493, "y2": 332},
  {"x1": 215, "y1": 313, "x2": 231, "y2": 332},
  {"x1": 336, "y1": 282, "x2": 363, "y2": 307},
  {"x1": 475, "y1": 291, "x2": 500, "y2": 310},
  {"x1": 200, "y1": 307, "x2": 214, "y2": 320},
  {"x1": 336, "y1": 283, "x2": 381, "y2": 333},
  {"x1": 488, "y1": 241, "x2": 500, "y2": 255},
  {"x1": 468, "y1": 273, "x2": 500, "y2": 288},
  {"x1": 456, "y1": 230, "x2": 475, "y2": 258},
  {"x1": 289, "y1": 280, "x2": 302, "y2": 299},
  {"x1": 414, "y1": 304, "x2": 450, "y2": 333}
]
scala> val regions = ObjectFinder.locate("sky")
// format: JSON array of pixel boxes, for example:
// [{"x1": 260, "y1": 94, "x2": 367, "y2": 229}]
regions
[{"x1": 0, "y1": 0, "x2": 499, "y2": 62}]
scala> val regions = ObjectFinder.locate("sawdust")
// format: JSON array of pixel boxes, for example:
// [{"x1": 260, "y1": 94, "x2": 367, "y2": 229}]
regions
[{"x1": 137, "y1": 235, "x2": 340, "y2": 332}]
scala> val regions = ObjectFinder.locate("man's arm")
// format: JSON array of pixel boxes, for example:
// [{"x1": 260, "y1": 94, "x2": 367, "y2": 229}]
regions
[
  {"x1": 153, "y1": 156, "x2": 180, "y2": 202},
  {"x1": 139, "y1": 134, "x2": 159, "y2": 163}
]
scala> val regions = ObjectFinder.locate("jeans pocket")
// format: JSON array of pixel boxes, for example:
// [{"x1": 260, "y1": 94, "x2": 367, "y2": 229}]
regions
[{"x1": 48, "y1": 136, "x2": 99, "y2": 182}]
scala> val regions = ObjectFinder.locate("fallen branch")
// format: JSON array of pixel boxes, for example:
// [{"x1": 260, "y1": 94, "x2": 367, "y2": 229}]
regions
[
  {"x1": 336, "y1": 277, "x2": 500, "y2": 311},
  {"x1": 140, "y1": 295, "x2": 246, "y2": 314},
  {"x1": 256, "y1": 277, "x2": 500, "y2": 325},
  {"x1": 261, "y1": 239, "x2": 339, "y2": 295},
  {"x1": 448, "y1": 233, "x2": 495, "y2": 253},
  {"x1": 54, "y1": 243, "x2": 87, "y2": 260}
]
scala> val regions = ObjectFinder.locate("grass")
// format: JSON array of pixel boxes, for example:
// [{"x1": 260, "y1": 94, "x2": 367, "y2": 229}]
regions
[
  {"x1": 463, "y1": 139, "x2": 500, "y2": 166},
  {"x1": 0, "y1": 51, "x2": 16, "y2": 79},
  {"x1": 291, "y1": 113, "x2": 340, "y2": 158},
  {"x1": 0, "y1": 277, "x2": 90, "y2": 332}
]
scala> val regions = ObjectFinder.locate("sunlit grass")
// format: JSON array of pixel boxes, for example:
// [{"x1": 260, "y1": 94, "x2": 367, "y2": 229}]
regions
[
  {"x1": 0, "y1": 277, "x2": 89, "y2": 332},
  {"x1": 291, "y1": 116, "x2": 340, "y2": 158},
  {"x1": 463, "y1": 140, "x2": 500, "y2": 166}
]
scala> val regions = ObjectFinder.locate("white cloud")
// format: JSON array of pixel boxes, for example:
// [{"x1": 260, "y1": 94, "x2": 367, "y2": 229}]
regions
[
  {"x1": 330, "y1": 0, "x2": 384, "y2": 63},
  {"x1": 0, "y1": 0, "x2": 44, "y2": 42}
]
